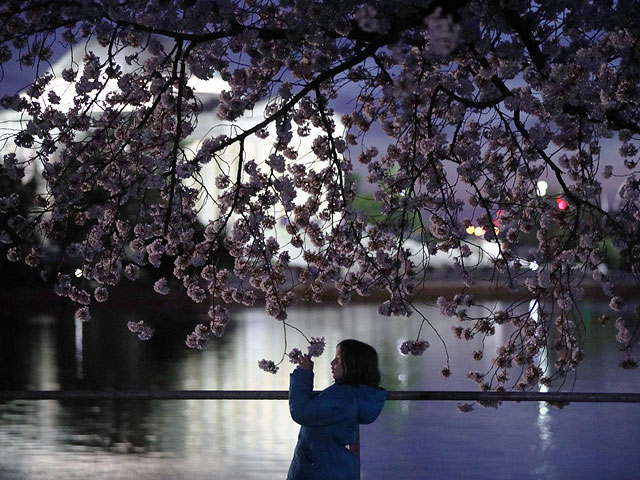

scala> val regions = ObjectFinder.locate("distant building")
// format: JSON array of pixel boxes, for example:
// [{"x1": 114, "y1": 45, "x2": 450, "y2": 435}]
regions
[{"x1": 0, "y1": 40, "x2": 334, "y2": 268}]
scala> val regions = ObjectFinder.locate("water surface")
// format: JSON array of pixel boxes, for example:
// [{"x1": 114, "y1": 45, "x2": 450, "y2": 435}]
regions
[{"x1": 1, "y1": 302, "x2": 639, "y2": 479}]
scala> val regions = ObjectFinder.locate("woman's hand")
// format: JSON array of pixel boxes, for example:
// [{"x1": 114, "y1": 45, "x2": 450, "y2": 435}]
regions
[{"x1": 297, "y1": 354, "x2": 314, "y2": 371}]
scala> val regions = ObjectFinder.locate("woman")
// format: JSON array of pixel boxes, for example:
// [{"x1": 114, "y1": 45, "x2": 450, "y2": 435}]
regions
[{"x1": 287, "y1": 339, "x2": 386, "y2": 480}]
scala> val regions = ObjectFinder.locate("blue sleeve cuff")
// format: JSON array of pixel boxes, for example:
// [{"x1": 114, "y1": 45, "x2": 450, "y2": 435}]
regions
[{"x1": 290, "y1": 368, "x2": 314, "y2": 386}]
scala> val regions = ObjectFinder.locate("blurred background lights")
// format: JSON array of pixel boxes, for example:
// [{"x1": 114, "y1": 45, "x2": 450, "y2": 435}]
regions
[
  {"x1": 466, "y1": 225, "x2": 475, "y2": 235},
  {"x1": 536, "y1": 180, "x2": 548, "y2": 196},
  {"x1": 474, "y1": 226, "x2": 486, "y2": 236},
  {"x1": 557, "y1": 197, "x2": 568, "y2": 210},
  {"x1": 529, "y1": 261, "x2": 539, "y2": 271},
  {"x1": 74, "y1": 268, "x2": 83, "y2": 278}
]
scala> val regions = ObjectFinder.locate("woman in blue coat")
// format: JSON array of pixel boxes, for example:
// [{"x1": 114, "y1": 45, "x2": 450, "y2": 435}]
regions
[{"x1": 287, "y1": 339, "x2": 386, "y2": 480}]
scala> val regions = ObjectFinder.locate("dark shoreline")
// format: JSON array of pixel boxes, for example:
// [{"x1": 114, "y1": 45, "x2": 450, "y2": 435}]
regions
[{"x1": 0, "y1": 278, "x2": 613, "y2": 317}]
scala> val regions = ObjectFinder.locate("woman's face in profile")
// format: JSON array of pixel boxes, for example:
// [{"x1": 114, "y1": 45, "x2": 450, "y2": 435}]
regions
[{"x1": 331, "y1": 345, "x2": 344, "y2": 381}]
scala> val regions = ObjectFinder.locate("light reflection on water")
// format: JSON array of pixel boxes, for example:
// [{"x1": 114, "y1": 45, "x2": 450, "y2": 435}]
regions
[{"x1": 1, "y1": 302, "x2": 639, "y2": 479}]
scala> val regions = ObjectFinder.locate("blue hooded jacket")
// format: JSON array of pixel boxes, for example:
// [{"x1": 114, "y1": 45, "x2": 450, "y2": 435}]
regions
[{"x1": 287, "y1": 368, "x2": 386, "y2": 480}]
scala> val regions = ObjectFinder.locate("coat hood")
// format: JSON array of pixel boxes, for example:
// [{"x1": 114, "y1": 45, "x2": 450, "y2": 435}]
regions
[{"x1": 352, "y1": 384, "x2": 386, "y2": 424}]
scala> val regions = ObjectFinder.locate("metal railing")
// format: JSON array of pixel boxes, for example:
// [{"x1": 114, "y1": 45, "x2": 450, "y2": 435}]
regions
[{"x1": 2, "y1": 390, "x2": 640, "y2": 402}]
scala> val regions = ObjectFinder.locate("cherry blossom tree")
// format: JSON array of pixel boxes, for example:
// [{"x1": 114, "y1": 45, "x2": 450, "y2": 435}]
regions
[{"x1": 1, "y1": 0, "x2": 639, "y2": 395}]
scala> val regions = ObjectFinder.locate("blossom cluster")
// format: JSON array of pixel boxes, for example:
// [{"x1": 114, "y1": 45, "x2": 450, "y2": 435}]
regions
[
  {"x1": 399, "y1": 339, "x2": 430, "y2": 356},
  {"x1": 258, "y1": 359, "x2": 279, "y2": 374},
  {"x1": 307, "y1": 337, "x2": 326, "y2": 357},
  {"x1": 287, "y1": 336, "x2": 326, "y2": 365},
  {"x1": 127, "y1": 320, "x2": 155, "y2": 341},
  {"x1": 287, "y1": 348, "x2": 304, "y2": 365}
]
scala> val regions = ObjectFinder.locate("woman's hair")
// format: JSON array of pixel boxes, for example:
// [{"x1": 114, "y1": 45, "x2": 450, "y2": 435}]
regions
[{"x1": 337, "y1": 339, "x2": 381, "y2": 387}]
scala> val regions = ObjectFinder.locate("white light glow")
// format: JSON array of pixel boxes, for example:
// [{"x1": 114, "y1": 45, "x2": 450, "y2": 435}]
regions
[{"x1": 536, "y1": 180, "x2": 548, "y2": 196}]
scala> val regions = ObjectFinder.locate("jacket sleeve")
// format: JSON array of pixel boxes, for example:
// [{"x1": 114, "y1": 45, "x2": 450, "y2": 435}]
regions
[{"x1": 289, "y1": 369, "x2": 353, "y2": 426}]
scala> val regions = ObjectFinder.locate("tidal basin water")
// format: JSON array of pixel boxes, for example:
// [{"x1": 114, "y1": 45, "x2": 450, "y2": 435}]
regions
[{"x1": 1, "y1": 301, "x2": 639, "y2": 479}]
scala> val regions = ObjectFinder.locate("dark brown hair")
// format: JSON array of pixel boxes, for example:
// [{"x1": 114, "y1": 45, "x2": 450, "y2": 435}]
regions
[{"x1": 337, "y1": 339, "x2": 381, "y2": 387}]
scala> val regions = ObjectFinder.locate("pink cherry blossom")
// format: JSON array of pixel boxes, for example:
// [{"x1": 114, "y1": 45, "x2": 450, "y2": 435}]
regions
[
  {"x1": 307, "y1": 337, "x2": 326, "y2": 358},
  {"x1": 288, "y1": 348, "x2": 304, "y2": 365},
  {"x1": 399, "y1": 339, "x2": 430, "y2": 356},
  {"x1": 127, "y1": 320, "x2": 155, "y2": 341},
  {"x1": 258, "y1": 359, "x2": 279, "y2": 374},
  {"x1": 0, "y1": 0, "x2": 638, "y2": 390}
]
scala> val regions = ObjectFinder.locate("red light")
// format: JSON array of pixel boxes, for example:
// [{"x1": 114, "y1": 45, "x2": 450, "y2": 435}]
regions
[{"x1": 557, "y1": 198, "x2": 567, "y2": 210}]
